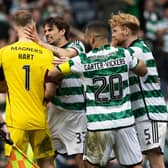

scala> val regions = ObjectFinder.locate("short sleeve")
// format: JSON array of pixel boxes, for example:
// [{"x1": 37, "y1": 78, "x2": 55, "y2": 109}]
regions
[
  {"x1": 58, "y1": 61, "x2": 72, "y2": 75},
  {"x1": 67, "y1": 40, "x2": 85, "y2": 54}
]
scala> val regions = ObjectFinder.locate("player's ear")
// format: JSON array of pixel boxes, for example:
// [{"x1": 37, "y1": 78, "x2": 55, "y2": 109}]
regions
[
  {"x1": 124, "y1": 26, "x2": 130, "y2": 36},
  {"x1": 60, "y1": 29, "x2": 66, "y2": 36},
  {"x1": 90, "y1": 33, "x2": 95, "y2": 46}
]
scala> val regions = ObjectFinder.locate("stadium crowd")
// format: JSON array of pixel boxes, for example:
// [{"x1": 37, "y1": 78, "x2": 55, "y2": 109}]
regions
[{"x1": 0, "y1": 0, "x2": 168, "y2": 168}]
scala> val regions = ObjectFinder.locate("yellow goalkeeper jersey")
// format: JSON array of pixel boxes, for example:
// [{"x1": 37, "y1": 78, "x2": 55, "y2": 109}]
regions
[{"x1": 0, "y1": 41, "x2": 54, "y2": 130}]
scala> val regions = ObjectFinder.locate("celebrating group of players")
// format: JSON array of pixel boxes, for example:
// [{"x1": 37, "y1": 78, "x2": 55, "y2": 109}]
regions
[{"x1": 0, "y1": 9, "x2": 167, "y2": 168}]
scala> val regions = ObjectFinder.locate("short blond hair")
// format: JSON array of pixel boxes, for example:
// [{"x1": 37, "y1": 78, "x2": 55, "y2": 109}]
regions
[{"x1": 109, "y1": 13, "x2": 140, "y2": 35}]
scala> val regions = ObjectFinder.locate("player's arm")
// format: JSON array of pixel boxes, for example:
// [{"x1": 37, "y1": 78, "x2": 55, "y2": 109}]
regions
[
  {"x1": 47, "y1": 61, "x2": 72, "y2": 83},
  {"x1": 44, "y1": 69, "x2": 63, "y2": 101},
  {"x1": 40, "y1": 43, "x2": 78, "y2": 58},
  {"x1": 132, "y1": 59, "x2": 147, "y2": 76},
  {"x1": 44, "y1": 82, "x2": 57, "y2": 101},
  {"x1": 24, "y1": 25, "x2": 78, "y2": 58},
  {"x1": 36, "y1": 39, "x2": 78, "y2": 58}
]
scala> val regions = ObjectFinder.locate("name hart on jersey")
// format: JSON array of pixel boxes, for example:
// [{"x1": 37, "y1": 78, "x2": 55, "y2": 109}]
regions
[
  {"x1": 18, "y1": 53, "x2": 34, "y2": 60},
  {"x1": 84, "y1": 58, "x2": 125, "y2": 71}
]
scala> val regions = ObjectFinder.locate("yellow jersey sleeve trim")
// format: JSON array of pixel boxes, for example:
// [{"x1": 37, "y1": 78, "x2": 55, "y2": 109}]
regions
[{"x1": 58, "y1": 62, "x2": 71, "y2": 75}]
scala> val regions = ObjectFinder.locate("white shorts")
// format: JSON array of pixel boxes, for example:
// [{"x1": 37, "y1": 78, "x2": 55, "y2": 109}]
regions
[
  {"x1": 135, "y1": 120, "x2": 167, "y2": 153},
  {"x1": 83, "y1": 131, "x2": 114, "y2": 167},
  {"x1": 48, "y1": 106, "x2": 87, "y2": 155},
  {"x1": 84, "y1": 126, "x2": 142, "y2": 167}
]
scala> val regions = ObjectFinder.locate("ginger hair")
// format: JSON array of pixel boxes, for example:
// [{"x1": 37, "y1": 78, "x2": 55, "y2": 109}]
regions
[{"x1": 109, "y1": 13, "x2": 140, "y2": 35}]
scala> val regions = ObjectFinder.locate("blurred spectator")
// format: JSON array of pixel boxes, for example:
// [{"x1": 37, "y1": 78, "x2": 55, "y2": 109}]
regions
[
  {"x1": 69, "y1": 0, "x2": 97, "y2": 28},
  {"x1": 96, "y1": 0, "x2": 142, "y2": 22},
  {"x1": 63, "y1": 7, "x2": 75, "y2": 26},
  {"x1": 153, "y1": 40, "x2": 168, "y2": 101},
  {"x1": 124, "y1": 0, "x2": 141, "y2": 18},
  {"x1": 0, "y1": 71, "x2": 6, "y2": 168},
  {"x1": 96, "y1": 0, "x2": 128, "y2": 21},
  {"x1": 0, "y1": 92, "x2": 6, "y2": 168},
  {"x1": 164, "y1": 127, "x2": 168, "y2": 167},
  {"x1": 31, "y1": 8, "x2": 43, "y2": 28},
  {"x1": 157, "y1": 3, "x2": 168, "y2": 53},
  {"x1": 8, "y1": 27, "x2": 18, "y2": 44},
  {"x1": 143, "y1": 0, "x2": 160, "y2": 49},
  {"x1": 53, "y1": 1, "x2": 64, "y2": 17},
  {"x1": 36, "y1": 0, "x2": 55, "y2": 21},
  {"x1": 9, "y1": 0, "x2": 33, "y2": 13},
  {"x1": 0, "y1": 2, "x2": 10, "y2": 41},
  {"x1": 0, "y1": 27, "x2": 9, "y2": 168},
  {"x1": 154, "y1": 0, "x2": 168, "y2": 18}
]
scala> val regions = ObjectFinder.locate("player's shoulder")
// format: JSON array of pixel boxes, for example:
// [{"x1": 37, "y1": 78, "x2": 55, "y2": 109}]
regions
[
  {"x1": 113, "y1": 46, "x2": 131, "y2": 56},
  {"x1": 68, "y1": 40, "x2": 85, "y2": 53},
  {"x1": 34, "y1": 43, "x2": 53, "y2": 55},
  {"x1": 0, "y1": 42, "x2": 15, "y2": 51},
  {"x1": 71, "y1": 40, "x2": 85, "y2": 48},
  {"x1": 0, "y1": 42, "x2": 17, "y2": 56},
  {"x1": 71, "y1": 40, "x2": 83, "y2": 45},
  {"x1": 130, "y1": 39, "x2": 151, "y2": 53}
]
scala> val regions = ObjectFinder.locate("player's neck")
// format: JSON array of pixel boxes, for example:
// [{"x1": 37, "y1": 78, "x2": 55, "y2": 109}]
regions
[
  {"x1": 93, "y1": 39, "x2": 108, "y2": 49},
  {"x1": 18, "y1": 37, "x2": 33, "y2": 42},
  {"x1": 18, "y1": 31, "x2": 32, "y2": 42},
  {"x1": 124, "y1": 35, "x2": 138, "y2": 48},
  {"x1": 56, "y1": 38, "x2": 68, "y2": 48}
]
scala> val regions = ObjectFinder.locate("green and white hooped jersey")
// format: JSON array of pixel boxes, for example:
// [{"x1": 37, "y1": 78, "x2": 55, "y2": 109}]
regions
[
  {"x1": 51, "y1": 40, "x2": 86, "y2": 113},
  {"x1": 129, "y1": 39, "x2": 168, "y2": 122},
  {"x1": 65, "y1": 45, "x2": 138, "y2": 131},
  {"x1": 143, "y1": 11, "x2": 159, "y2": 41}
]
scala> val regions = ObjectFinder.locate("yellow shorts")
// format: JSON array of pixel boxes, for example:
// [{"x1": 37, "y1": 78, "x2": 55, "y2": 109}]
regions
[{"x1": 5, "y1": 127, "x2": 55, "y2": 159}]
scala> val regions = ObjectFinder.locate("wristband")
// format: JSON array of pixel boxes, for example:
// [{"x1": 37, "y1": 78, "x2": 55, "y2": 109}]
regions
[{"x1": 0, "y1": 122, "x2": 6, "y2": 128}]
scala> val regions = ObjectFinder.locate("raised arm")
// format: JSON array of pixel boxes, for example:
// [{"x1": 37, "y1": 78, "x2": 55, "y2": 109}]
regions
[{"x1": 24, "y1": 25, "x2": 78, "y2": 58}]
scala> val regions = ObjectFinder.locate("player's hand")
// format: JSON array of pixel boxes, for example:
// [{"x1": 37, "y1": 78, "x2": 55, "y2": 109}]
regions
[
  {"x1": 52, "y1": 57, "x2": 63, "y2": 65},
  {"x1": 53, "y1": 56, "x2": 69, "y2": 65},
  {"x1": 24, "y1": 24, "x2": 40, "y2": 43},
  {"x1": 60, "y1": 57, "x2": 70, "y2": 62}
]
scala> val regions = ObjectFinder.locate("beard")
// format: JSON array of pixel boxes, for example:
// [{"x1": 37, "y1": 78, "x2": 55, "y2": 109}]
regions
[
  {"x1": 112, "y1": 38, "x2": 125, "y2": 48},
  {"x1": 46, "y1": 37, "x2": 60, "y2": 46}
]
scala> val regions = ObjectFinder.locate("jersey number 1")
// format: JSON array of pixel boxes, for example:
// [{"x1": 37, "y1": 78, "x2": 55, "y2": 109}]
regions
[{"x1": 23, "y1": 65, "x2": 30, "y2": 90}]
